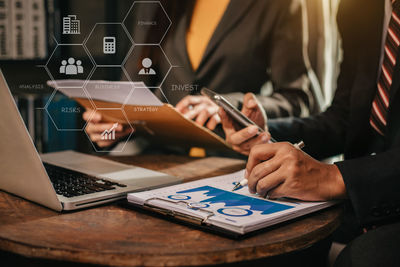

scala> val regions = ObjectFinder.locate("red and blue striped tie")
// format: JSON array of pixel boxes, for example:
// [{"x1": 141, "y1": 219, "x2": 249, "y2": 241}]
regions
[{"x1": 370, "y1": 0, "x2": 400, "y2": 135}]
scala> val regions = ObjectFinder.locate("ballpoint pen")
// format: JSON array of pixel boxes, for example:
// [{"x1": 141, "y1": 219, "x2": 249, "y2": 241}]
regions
[{"x1": 232, "y1": 140, "x2": 305, "y2": 191}]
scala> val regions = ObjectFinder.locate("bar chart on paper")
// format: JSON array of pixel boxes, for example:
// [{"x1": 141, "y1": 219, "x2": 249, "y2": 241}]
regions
[{"x1": 128, "y1": 170, "x2": 337, "y2": 235}]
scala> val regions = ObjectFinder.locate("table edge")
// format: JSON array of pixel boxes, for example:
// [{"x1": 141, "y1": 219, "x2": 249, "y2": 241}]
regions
[{"x1": 0, "y1": 206, "x2": 342, "y2": 266}]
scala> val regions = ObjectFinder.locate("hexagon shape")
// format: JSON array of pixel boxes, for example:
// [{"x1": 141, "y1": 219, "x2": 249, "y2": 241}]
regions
[
  {"x1": 85, "y1": 66, "x2": 134, "y2": 108},
  {"x1": 123, "y1": 1, "x2": 171, "y2": 44},
  {"x1": 84, "y1": 108, "x2": 134, "y2": 153},
  {"x1": 124, "y1": 44, "x2": 171, "y2": 88},
  {"x1": 55, "y1": 8, "x2": 98, "y2": 45},
  {"x1": 159, "y1": 67, "x2": 202, "y2": 106},
  {"x1": 46, "y1": 44, "x2": 94, "y2": 88},
  {"x1": 11, "y1": 66, "x2": 54, "y2": 96},
  {"x1": 45, "y1": 89, "x2": 95, "y2": 131},
  {"x1": 85, "y1": 23, "x2": 133, "y2": 66}
]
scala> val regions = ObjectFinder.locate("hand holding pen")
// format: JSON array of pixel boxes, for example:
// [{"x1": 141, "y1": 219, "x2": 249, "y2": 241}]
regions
[{"x1": 232, "y1": 140, "x2": 305, "y2": 191}]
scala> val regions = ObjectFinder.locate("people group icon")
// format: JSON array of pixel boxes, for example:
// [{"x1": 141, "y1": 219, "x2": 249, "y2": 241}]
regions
[
  {"x1": 59, "y1": 57, "x2": 84, "y2": 75},
  {"x1": 138, "y1": 58, "x2": 156, "y2": 75}
]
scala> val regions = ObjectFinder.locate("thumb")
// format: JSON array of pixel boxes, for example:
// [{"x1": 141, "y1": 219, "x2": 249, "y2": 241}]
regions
[
  {"x1": 90, "y1": 110, "x2": 103, "y2": 123},
  {"x1": 242, "y1": 93, "x2": 258, "y2": 116}
]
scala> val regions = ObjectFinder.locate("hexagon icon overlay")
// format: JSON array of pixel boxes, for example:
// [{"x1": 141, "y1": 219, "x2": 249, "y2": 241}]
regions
[
  {"x1": 45, "y1": 89, "x2": 95, "y2": 131},
  {"x1": 85, "y1": 23, "x2": 133, "y2": 66},
  {"x1": 56, "y1": 12, "x2": 91, "y2": 44},
  {"x1": 85, "y1": 66, "x2": 134, "y2": 109},
  {"x1": 123, "y1": 1, "x2": 171, "y2": 44},
  {"x1": 46, "y1": 44, "x2": 94, "y2": 88},
  {"x1": 84, "y1": 108, "x2": 134, "y2": 153},
  {"x1": 124, "y1": 44, "x2": 171, "y2": 88}
]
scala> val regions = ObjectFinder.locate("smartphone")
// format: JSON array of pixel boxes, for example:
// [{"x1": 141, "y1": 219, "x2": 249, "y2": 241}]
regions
[{"x1": 201, "y1": 88, "x2": 275, "y2": 141}]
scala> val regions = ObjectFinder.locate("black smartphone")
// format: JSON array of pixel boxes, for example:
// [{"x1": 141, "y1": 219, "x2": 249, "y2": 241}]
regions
[{"x1": 201, "y1": 88, "x2": 276, "y2": 142}]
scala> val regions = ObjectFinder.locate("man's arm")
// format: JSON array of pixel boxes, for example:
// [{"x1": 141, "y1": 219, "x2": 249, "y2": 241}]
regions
[{"x1": 336, "y1": 149, "x2": 400, "y2": 227}]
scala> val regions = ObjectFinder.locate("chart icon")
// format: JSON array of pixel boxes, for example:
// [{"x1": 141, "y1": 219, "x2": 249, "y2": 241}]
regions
[{"x1": 101, "y1": 123, "x2": 118, "y2": 140}]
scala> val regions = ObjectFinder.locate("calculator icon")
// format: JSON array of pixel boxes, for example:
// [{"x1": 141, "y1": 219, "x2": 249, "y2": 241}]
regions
[{"x1": 103, "y1": 37, "x2": 116, "y2": 54}]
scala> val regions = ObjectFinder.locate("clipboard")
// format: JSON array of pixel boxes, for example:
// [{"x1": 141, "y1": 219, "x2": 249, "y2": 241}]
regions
[
  {"x1": 126, "y1": 170, "x2": 339, "y2": 239},
  {"x1": 47, "y1": 80, "x2": 232, "y2": 151},
  {"x1": 124, "y1": 197, "x2": 245, "y2": 239},
  {"x1": 75, "y1": 98, "x2": 231, "y2": 150}
]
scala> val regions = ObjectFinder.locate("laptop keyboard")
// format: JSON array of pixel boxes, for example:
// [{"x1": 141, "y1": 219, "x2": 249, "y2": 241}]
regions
[{"x1": 43, "y1": 163, "x2": 127, "y2": 198}]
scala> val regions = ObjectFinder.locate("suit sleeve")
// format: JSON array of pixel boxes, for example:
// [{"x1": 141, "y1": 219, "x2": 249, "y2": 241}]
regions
[
  {"x1": 222, "y1": 0, "x2": 317, "y2": 118},
  {"x1": 335, "y1": 149, "x2": 400, "y2": 227},
  {"x1": 266, "y1": 36, "x2": 355, "y2": 160}
]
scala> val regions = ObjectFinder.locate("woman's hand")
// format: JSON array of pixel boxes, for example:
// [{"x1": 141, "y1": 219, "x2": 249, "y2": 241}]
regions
[
  {"x1": 175, "y1": 95, "x2": 220, "y2": 130},
  {"x1": 82, "y1": 109, "x2": 134, "y2": 148},
  {"x1": 220, "y1": 93, "x2": 270, "y2": 155}
]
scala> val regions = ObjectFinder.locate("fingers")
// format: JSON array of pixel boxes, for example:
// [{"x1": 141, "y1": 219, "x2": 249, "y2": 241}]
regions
[
  {"x1": 226, "y1": 126, "x2": 258, "y2": 145},
  {"x1": 242, "y1": 93, "x2": 258, "y2": 116},
  {"x1": 89, "y1": 127, "x2": 133, "y2": 143},
  {"x1": 184, "y1": 103, "x2": 207, "y2": 120},
  {"x1": 86, "y1": 121, "x2": 134, "y2": 147},
  {"x1": 243, "y1": 93, "x2": 258, "y2": 109},
  {"x1": 220, "y1": 108, "x2": 236, "y2": 137},
  {"x1": 83, "y1": 109, "x2": 102, "y2": 123},
  {"x1": 175, "y1": 96, "x2": 203, "y2": 114},
  {"x1": 205, "y1": 114, "x2": 221, "y2": 130},
  {"x1": 247, "y1": 159, "x2": 282, "y2": 194},
  {"x1": 195, "y1": 106, "x2": 219, "y2": 127},
  {"x1": 246, "y1": 143, "x2": 283, "y2": 178},
  {"x1": 176, "y1": 96, "x2": 220, "y2": 128},
  {"x1": 241, "y1": 93, "x2": 267, "y2": 129},
  {"x1": 266, "y1": 183, "x2": 287, "y2": 200},
  {"x1": 220, "y1": 108, "x2": 270, "y2": 155},
  {"x1": 195, "y1": 103, "x2": 219, "y2": 127},
  {"x1": 227, "y1": 131, "x2": 268, "y2": 155},
  {"x1": 86, "y1": 122, "x2": 123, "y2": 134}
]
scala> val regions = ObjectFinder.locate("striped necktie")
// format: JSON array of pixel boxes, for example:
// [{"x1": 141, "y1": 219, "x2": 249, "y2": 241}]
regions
[{"x1": 370, "y1": 0, "x2": 400, "y2": 136}]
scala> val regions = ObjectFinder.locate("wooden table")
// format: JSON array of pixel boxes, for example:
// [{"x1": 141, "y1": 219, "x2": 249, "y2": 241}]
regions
[{"x1": 0, "y1": 155, "x2": 342, "y2": 266}]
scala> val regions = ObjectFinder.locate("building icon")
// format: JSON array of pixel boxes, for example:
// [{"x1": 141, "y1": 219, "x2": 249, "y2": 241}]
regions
[
  {"x1": 101, "y1": 123, "x2": 118, "y2": 140},
  {"x1": 63, "y1": 15, "x2": 80, "y2": 34}
]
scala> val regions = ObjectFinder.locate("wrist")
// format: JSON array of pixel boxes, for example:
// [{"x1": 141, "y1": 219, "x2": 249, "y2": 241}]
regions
[{"x1": 327, "y1": 164, "x2": 347, "y2": 200}]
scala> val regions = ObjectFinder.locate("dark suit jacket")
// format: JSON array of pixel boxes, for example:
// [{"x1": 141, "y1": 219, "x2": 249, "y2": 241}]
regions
[
  {"x1": 127, "y1": 0, "x2": 319, "y2": 118},
  {"x1": 269, "y1": 0, "x2": 400, "y2": 228}
]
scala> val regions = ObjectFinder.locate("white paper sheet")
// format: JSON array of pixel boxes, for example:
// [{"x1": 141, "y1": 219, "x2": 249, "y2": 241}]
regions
[
  {"x1": 47, "y1": 80, "x2": 163, "y2": 106},
  {"x1": 128, "y1": 170, "x2": 337, "y2": 235}
]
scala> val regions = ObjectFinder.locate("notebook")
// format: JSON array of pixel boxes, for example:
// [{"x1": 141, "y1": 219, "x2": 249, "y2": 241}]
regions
[{"x1": 127, "y1": 170, "x2": 337, "y2": 237}]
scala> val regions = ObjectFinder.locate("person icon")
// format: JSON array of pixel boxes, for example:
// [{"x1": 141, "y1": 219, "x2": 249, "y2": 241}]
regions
[
  {"x1": 59, "y1": 60, "x2": 67, "y2": 74},
  {"x1": 76, "y1": 60, "x2": 83, "y2": 74},
  {"x1": 138, "y1": 58, "x2": 156, "y2": 75},
  {"x1": 65, "y1": 57, "x2": 78, "y2": 75}
]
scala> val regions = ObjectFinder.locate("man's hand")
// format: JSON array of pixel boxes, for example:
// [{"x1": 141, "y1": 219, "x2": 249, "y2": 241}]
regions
[
  {"x1": 82, "y1": 109, "x2": 134, "y2": 148},
  {"x1": 175, "y1": 95, "x2": 220, "y2": 130},
  {"x1": 246, "y1": 142, "x2": 346, "y2": 201},
  {"x1": 219, "y1": 93, "x2": 270, "y2": 155}
]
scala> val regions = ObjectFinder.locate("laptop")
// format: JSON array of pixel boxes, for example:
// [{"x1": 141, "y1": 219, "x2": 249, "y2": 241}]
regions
[{"x1": 0, "y1": 70, "x2": 182, "y2": 211}]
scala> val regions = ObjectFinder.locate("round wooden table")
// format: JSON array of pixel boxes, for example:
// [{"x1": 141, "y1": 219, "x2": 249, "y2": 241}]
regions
[{"x1": 0, "y1": 155, "x2": 342, "y2": 266}]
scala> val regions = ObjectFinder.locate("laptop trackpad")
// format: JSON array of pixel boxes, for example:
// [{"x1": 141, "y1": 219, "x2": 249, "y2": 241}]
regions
[{"x1": 100, "y1": 169, "x2": 176, "y2": 186}]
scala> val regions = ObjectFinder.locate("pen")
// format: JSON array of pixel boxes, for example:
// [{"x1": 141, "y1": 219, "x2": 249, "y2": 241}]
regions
[{"x1": 231, "y1": 140, "x2": 305, "y2": 191}]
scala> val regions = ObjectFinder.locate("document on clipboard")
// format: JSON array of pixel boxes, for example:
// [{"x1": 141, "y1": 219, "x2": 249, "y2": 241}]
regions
[
  {"x1": 47, "y1": 80, "x2": 230, "y2": 150},
  {"x1": 127, "y1": 170, "x2": 337, "y2": 237}
]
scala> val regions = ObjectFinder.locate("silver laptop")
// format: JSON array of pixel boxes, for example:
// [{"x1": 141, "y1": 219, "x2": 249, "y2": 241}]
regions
[{"x1": 0, "y1": 70, "x2": 182, "y2": 211}]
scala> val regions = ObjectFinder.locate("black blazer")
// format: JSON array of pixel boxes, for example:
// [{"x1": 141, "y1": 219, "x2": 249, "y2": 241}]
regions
[
  {"x1": 126, "y1": 0, "x2": 319, "y2": 118},
  {"x1": 269, "y1": 0, "x2": 400, "y2": 227}
]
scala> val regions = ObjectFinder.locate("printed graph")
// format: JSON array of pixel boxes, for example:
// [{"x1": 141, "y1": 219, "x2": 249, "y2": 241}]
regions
[{"x1": 174, "y1": 186, "x2": 293, "y2": 217}]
